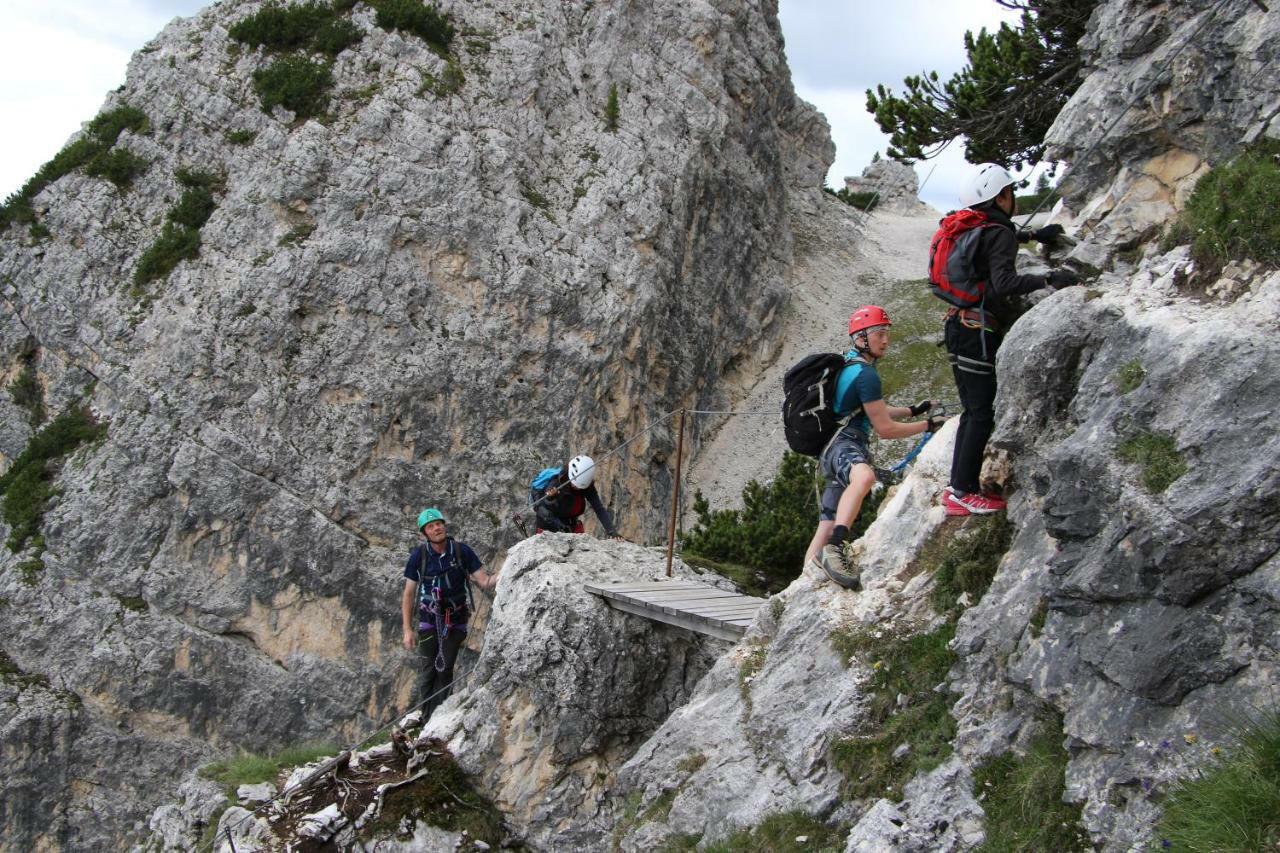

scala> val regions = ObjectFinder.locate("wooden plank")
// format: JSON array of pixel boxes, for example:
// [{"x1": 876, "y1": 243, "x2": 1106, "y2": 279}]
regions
[
  {"x1": 627, "y1": 590, "x2": 745, "y2": 604},
  {"x1": 586, "y1": 581, "x2": 706, "y2": 592},
  {"x1": 680, "y1": 596, "x2": 757, "y2": 612},
  {"x1": 598, "y1": 597, "x2": 745, "y2": 641}
]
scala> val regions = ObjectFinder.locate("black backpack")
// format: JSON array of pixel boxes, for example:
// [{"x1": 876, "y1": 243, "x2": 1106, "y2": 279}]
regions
[{"x1": 781, "y1": 353, "x2": 865, "y2": 456}]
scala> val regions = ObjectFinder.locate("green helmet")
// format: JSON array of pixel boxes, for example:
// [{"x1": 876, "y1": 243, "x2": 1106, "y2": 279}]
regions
[{"x1": 417, "y1": 507, "x2": 445, "y2": 530}]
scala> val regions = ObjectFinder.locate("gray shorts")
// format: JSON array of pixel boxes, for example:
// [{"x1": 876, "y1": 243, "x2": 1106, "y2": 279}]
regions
[{"x1": 819, "y1": 431, "x2": 873, "y2": 521}]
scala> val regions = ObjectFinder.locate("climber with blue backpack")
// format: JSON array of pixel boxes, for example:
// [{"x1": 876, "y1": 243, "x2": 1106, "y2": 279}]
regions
[
  {"x1": 528, "y1": 455, "x2": 620, "y2": 537},
  {"x1": 400, "y1": 507, "x2": 498, "y2": 718},
  {"x1": 929, "y1": 163, "x2": 1081, "y2": 516},
  {"x1": 789, "y1": 306, "x2": 946, "y2": 589}
]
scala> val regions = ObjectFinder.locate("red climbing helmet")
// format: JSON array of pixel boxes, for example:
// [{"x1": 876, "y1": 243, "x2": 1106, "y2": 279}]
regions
[{"x1": 848, "y1": 305, "x2": 891, "y2": 336}]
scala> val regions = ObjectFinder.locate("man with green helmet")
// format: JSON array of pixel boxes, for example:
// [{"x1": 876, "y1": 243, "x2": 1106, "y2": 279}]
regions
[{"x1": 400, "y1": 507, "x2": 498, "y2": 718}]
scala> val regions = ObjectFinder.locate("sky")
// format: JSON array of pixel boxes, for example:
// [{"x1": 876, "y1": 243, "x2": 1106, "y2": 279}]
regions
[{"x1": 0, "y1": 0, "x2": 1021, "y2": 210}]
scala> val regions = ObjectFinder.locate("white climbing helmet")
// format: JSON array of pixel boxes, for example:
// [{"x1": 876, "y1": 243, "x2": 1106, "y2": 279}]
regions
[
  {"x1": 959, "y1": 163, "x2": 1016, "y2": 208},
  {"x1": 567, "y1": 455, "x2": 595, "y2": 489}
]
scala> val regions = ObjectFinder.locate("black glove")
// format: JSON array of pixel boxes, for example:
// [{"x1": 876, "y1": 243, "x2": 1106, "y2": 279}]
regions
[
  {"x1": 926, "y1": 416, "x2": 946, "y2": 433},
  {"x1": 1047, "y1": 268, "x2": 1081, "y2": 289},
  {"x1": 908, "y1": 400, "x2": 932, "y2": 417},
  {"x1": 1033, "y1": 224, "x2": 1065, "y2": 243}
]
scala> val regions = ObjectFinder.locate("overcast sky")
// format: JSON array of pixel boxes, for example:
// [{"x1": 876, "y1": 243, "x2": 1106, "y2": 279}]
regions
[{"x1": 0, "y1": 0, "x2": 1021, "y2": 210}]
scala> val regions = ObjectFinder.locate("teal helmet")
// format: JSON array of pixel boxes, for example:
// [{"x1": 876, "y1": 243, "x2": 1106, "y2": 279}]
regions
[{"x1": 417, "y1": 507, "x2": 445, "y2": 530}]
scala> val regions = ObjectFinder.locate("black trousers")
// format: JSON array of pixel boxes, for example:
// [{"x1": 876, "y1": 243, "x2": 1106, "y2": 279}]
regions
[
  {"x1": 945, "y1": 318, "x2": 1000, "y2": 495},
  {"x1": 416, "y1": 629, "x2": 466, "y2": 718}
]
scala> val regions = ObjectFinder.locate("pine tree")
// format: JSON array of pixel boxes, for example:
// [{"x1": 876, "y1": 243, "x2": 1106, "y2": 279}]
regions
[
  {"x1": 604, "y1": 83, "x2": 620, "y2": 133},
  {"x1": 865, "y1": 0, "x2": 1097, "y2": 169}
]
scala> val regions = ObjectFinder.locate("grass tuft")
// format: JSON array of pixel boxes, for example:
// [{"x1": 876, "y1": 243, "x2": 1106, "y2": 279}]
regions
[
  {"x1": 1117, "y1": 431, "x2": 1186, "y2": 494},
  {"x1": 694, "y1": 811, "x2": 844, "y2": 853},
  {"x1": 930, "y1": 514, "x2": 1013, "y2": 615},
  {"x1": 225, "y1": 129, "x2": 256, "y2": 145},
  {"x1": 1115, "y1": 360, "x2": 1146, "y2": 394},
  {"x1": 829, "y1": 622, "x2": 956, "y2": 800},
  {"x1": 1173, "y1": 141, "x2": 1280, "y2": 273},
  {"x1": 974, "y1": 715, "x2": 1089, "y2": 851},
  {"x1": 1157, "y1": 708, "x2": 1280, "y2": 852},
  {"x1": 200, "y1": 742, "x2": 339, "y2": 793}
]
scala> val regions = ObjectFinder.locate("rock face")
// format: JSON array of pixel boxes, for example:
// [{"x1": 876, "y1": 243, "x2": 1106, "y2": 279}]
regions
[
  {"x1": 843, "y1": 158, "x2": 933, "y2": 215},
  {"x1": 427, "y1": 535, "x2": 727, "y2": 850},
  {"x1": 1047, "y1": 0, "x2": 1279, "y2": 259},
  {"x1": 0, "y1": 0, "x2": 830, "y2": 847},
  {"x1": 950, "y1": 251, "x2": 1280, "y2": 850}
]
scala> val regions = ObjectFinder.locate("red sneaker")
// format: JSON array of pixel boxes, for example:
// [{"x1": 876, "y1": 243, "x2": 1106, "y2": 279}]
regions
[
  {"x1": 948, "y1": 489, "x2": 1006, "y2": 515},
  {"x1": 941, "y1": 489, "x2": 970, "y2": 516}
]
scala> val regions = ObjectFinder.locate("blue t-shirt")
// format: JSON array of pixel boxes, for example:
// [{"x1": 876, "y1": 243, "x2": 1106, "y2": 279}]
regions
[
  {"x1": 404, "y1": 539, "x2": 482, "y2": 609},
  {"x1": 831, "y1": 351, "x2": 882, "y2": 437}
]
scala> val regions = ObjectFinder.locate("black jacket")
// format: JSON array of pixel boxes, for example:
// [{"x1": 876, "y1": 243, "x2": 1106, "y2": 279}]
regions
[
  {"x1": 971, "y1": 204, "x2": 1047, "y2": 328},
  {"x1": 530, "y1": 471, "x2": 618, "y2": 536}
]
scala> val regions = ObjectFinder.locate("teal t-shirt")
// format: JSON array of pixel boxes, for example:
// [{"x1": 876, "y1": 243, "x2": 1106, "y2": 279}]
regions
[{"x1": 832, "y1": 350, "x2": 882, "y2": 436}]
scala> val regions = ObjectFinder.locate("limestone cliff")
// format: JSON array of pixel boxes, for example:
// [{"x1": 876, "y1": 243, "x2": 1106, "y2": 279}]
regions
[
  {"x1": 1047, "y1": 0, "x2": 1279, "y2": 262},
  {"x1": 0, "y1": 0, "x2": 829, "y2": 848}
]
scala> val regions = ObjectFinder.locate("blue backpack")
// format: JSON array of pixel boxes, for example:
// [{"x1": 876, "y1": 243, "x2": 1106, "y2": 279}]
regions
[{"x1": 529, "y1": 466, "x2": 561, "y2": 497}]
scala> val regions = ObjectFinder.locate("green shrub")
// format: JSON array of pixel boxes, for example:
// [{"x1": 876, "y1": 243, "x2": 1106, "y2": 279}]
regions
[
  {"x1": 829, "y1": 622, "x2": 956, "y2": 801},
  {"x1": 85, "y1": 105, "x2": 149, "y2": 144},
  {"x1": 252, "y1": 56, "x2": 334, "y2": 118},
  {"x1": 168, "y1": 186, "x2": 216, "y2": 230},
  {"x1": 1117, "y1": 431, "x2": 1186, "y2": 494},
  {"x1": 418, "y1": 57, "x2": 464, "y2": 96},
  {"x1": 604, "y1": 82, "x2": 620, "y2": 132},
  {"x1": 228, "y1": 1, "x2": 361, "y2": 56},
  {"x1": 930, "y1": 514, "x2": 1013, "y2": 615},
  {"x1": 134, "y1": 223, "x2": 201, "y2": 288},
  {"x1": 84, "y1": 148, "x2": 148, "y2": 189},
  {"x1": 1115, "y1": 360, "x2": 1145, "y2": 394},
  {"x1": 682, "y1": 452, "x2": 884, "y2": 597},
  {"x1": 1178, "y1": 141, "x2": 1280, "y2": 271},
  {"x1": 371, "y1": 0, "x2": 454, "y2": 54},
  {"x1": 9, "y1": 365, "x2": 45, "y2": 426},
  {"x1": 0, "y1": 407, "x2": 106, "y2": 552},
  {"x1": 974, "y1": 716, "x2": 1089, "y2": 851},
  {"x1": 225, "y1": 129, "x2": 256, "y2": 145},
  {"x1": 0, "y1": 105, "x2": 148, "y2": 231},
  {"x1": 1157, "y1": 708, "x2": 1280, "y2": 852},
  {"x1": 824, "y1": 186, "x2": 880, "y2": 212}
]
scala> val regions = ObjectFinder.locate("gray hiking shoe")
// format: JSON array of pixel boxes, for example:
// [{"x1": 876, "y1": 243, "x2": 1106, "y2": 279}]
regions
[{"x1": 820, "y1": 543, "x2": 861, "y2": 590}]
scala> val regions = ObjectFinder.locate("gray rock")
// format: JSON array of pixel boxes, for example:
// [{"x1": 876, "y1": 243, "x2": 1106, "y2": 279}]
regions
[
  {"x1": 1048, "y1": 0, "x2": 1278, "y2": 256},
  {"x1": 236, "y1": 782, "x2": 276, "y2": 807},
  {"x1": 843, "y1": 158, "x2": 935, "y2": 215}
]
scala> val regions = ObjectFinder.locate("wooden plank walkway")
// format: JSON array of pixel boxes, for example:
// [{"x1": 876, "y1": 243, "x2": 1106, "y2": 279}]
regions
[{"x1": 583, "y1": 580, "x2": 765, "y2": 641}]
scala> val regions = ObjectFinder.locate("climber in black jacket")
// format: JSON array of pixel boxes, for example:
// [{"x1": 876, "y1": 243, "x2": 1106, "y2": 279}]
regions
[{"x1": 939, "y1": 162, "x2": 1082, "y2": 516}]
